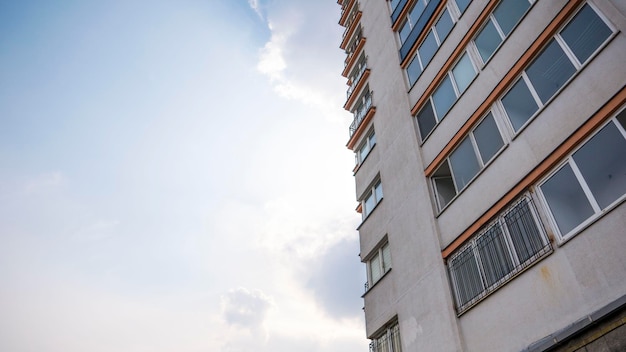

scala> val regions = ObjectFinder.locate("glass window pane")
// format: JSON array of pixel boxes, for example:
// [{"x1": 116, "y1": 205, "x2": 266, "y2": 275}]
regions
[
  {"x1": 432, "y1": 76, "x2": 456, "y2": 119},
  {"x1": 409, "y1": 0, "x2": 426, "y2": 25},
  {"x1": 390, "y1": 0, "x2": 401, "y2": 11},
  {"x1": 501, "y1": 78, "x2": 539, "y2": 131},
  {"x1": 418, "y1": 30, "x2": 438, "y2": 68},
  {"x1": 473, "y1": 113, "x2": 504, "y2": 164},
  {"x1": 504, "y1": 199, "x2": 544, "y2": 263},
  {"x1": 433, "y1": 161, "x2": 457, "y2": 209},
  {"x1": 452, "y1": 53, "x2": 476, "y2": 94},
  {"x1": 560, "y1": 4, "x2": 612, "y2": 64},
  {"x1": 541, "y1": 164, "x2": 595, "y2": 236},
  {"x1": 358, "y1": 141, "x2": 370, "y2": 162},
  {"x1": 435, "y1": 9, "x2": 454, "y2": 43},
  {"x1": 382, "y1": 243, "x2": 391, "y2": 272},
  {"x1": 416, "y1": 102, "x2": 437, "y2": 140},
  {"x1": 525, "y1": 40, "x2": 576, "y2": 104},
  {"x1": 617, "y1": 109, "x2": 626, "y2": 130},
  {"x1": 476, "y1": 224, "x2": 513, "y2": 287},
  {"x1": 449, "y1": 137, "x2": 481, "y2": 191},
  {"x1": 572, "y1": 123, "x2": 626, "y2": 209},
  {"x1": 456, "y1": 0, "x2": 471, "y2": 14},
  {"x1": 493, "y1": 0, "x2": 530, "y2": 36},
  {"x1": 475, "y1": 20, "x2": 502, "y2": 63},
  {"x1": 369, "y1": 132, "x2": 376, "y2": 147},
  {"x1": 364, "y1": 191, "x2": 375, "y2": 216},
  {"x1": 399, "y1": 21, "x2": 411, "y2": 43},
  {"x1": 449, "y1": 246, "x2": 484, "y2": 307},
  {"x1": 370, "y1": 254, "x2": 381, "y2": 283},
  {"x1": 375, "y1": 181, "x2": 383, "y2": 202},
  {"x1": 407, "y1": 55, "x2": 422, "y2": 85}
]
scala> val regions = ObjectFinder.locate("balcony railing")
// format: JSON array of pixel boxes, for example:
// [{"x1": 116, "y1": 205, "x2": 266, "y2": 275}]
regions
[
  {"x1": 350, "y1": 93, "x2": 373, "y2": 137},
  {"x1": 344, "y1": 29, "x2": 363, "y2": 66},
  {"x1": 346, "y1": 61, "x2": 367, "y2": 98},
  {"x1": 342, "y1": 9, "x2": 361, "y2": 40}
]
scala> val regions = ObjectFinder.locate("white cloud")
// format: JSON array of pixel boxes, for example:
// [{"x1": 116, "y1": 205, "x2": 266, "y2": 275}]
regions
[
  {"x1": 248, "y1": 0, "x2": 264, "y2": 20},
  {"x1": 257, "y1": 27, "x2": 287, "y2": 82},
  {"x1": 255, "y1": 2, "x2": 348, "y2": 120},
  {"x1": 221, "y1": 287, "x2": 273, "y2": 330}
]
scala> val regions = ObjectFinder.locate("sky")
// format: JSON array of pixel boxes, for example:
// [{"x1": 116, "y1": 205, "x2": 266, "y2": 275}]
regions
[{"x1": 0, "y1": 1, "x2": 367, "y2": 351}]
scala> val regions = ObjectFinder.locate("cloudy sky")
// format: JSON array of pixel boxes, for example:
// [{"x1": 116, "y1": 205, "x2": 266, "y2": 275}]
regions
[{"x1": 0, "y1": 1, "x2": 367, "y2": 351}]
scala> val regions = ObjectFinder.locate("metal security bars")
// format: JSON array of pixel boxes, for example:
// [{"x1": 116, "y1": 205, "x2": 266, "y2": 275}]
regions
[
  {"x1": 370, "y1": 322, "x2": 402, "y2": 352},
  {"x1": 448, "y1": 196, "x2": 551, "y2": 314}
]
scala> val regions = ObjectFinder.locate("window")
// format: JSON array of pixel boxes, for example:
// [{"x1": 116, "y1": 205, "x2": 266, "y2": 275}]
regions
[
  {"x1": 473, "y1": 0, "x2": 533, "y2": 63},
  {"x1": 432, "y1": 113, "x2": 504, "y2": 210},
  {"x1": 398, "y1": 0, "x2": 428, "y2": 43},
  {"x1": 350, "y1": 87, "x2": 373, "y2": 137},
  {"x1": 448, "y1": 197, "x2": 550, "y2": 313},
  {"x1": 370, "y1": 321, "x2": 402, "y2": 352},
  {"x1": 406, "y1": 7, "x2": 456, "y2": 86},
  {"x1": 356, "y1": 130, "x2": 377, "y2": 165},
  {"x1": 500, "y1": 3, "x2": 613, "y2": 133},
  {"x1": 539, "y1": 114, "x2": 626, "y2": 240},
  {"x1": 455, "y1": 0, "x2": 471, "y2": 14},
  {"x1": 389, "y1": 0, "x2": 401, "y2": 12},
  {"x1": 367, "y1": 242, "x2": 391, "y2": 287},
  {"x1": 416, "y1": 52, "x2": 478, "y2": 140},
  {"x1": 362, "y1": 179, "x2": 383, "y2": 219}
]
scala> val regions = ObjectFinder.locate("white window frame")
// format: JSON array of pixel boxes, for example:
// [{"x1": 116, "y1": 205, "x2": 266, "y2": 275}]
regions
[
  {"x1": 362, "y1": 178, "x2": 383, "y2": 219},
  {"x1": 367, "y1": 241, "x2": 392, "y2": 287},
  {"x1": 431, "y1": 110, "x2": 506, "y2": 211},
  {"x1": 448, "y1": 195, "x2": 550, "y2": 314},
  {"x1": 398, "y1": 0, "x2": 429, "y2": 44},
  {"x1": 370, "y1": 320, "x2": 402, "y2": 352},
  {"x1": 405, "y1": 3, "x2": 458, "y2": 87},
  {"x1": 499, "y1": 2, "x2": 615, "y2": 135},
  {"x1": 356, "y1": 129, "x2": 377, "y2": 165},
  {"x1": 536, "y1": 115, "x2": 626, "y2": 243},
  {"x1": 472, "y1": 0, "x2": 535, "y2": 66}
]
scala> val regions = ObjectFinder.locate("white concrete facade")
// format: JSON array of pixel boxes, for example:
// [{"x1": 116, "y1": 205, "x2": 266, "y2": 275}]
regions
[{"x1": 339, "y1": 0, "x2": 626, "y2": 351}]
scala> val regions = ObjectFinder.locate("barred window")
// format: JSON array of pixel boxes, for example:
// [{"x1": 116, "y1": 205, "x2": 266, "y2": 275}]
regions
[
  {"x1": 448, "y1": 197, "x2": 551, "y2": 313},
  {"x1": 370, "y1": 321, "x2": 402, "y2": 352}
]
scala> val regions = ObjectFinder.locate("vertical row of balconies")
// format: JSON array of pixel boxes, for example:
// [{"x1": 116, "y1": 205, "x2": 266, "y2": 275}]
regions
[{"x1": 338, "y1": 0, "x2": 376, "y2": 147}]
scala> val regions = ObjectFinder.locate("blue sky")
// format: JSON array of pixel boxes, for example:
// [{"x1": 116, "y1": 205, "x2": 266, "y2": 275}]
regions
[{"x1": 0, "y1": 1, "x2": 366, "y2": 351}]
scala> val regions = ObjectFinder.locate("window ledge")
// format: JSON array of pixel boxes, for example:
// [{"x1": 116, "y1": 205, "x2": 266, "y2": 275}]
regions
[
  {"x1": 362, "y1": 268, "x2": 392, "y2": 298},
  {"x1": 510, "y1": 31, "x2": 619, "y2": 140},
  {"x1": 357, "y1": 198, "x2": 384, "y2": 231},
  {"x1": 553, "y1": 194, "x2": 626, "y2": 247}
]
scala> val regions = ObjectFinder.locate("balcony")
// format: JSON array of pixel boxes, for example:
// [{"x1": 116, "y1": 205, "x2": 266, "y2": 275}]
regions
[
  {"x1": 343, "y1": 36, "x2": 365, "y2": 77},
  {"x1": 339, "y1": 0, "x2": 358, "y2": 26},
  {"x1": 340, "y1": 11, "x2": 362, "y2": 49},
  {"x1": 346, "y1": 61, "x2": 369, "y2": 99},
  {"x1": 350, "y1": 92, "x2": 373, "y2": 137}
]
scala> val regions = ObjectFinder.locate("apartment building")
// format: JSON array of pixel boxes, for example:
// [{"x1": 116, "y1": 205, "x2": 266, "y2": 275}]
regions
[{"x1": 337, "y1": 0, "x2": 626, "y2": 351}]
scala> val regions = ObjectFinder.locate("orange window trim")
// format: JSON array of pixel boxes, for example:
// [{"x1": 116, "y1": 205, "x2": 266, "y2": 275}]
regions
[
  {"x1": 424, "y1": 0, "x2": 583, "y2": 177},
  {"x1": 344, "y1": 69, "x2": 371, "y2": 111},
  {"x1": 340, "y1": 12, "x2": 363, "y2": 50},
  {"x1": 339, "y1": 0, "x2": 357, "y2": 26},
  {"x1": 342, "y1": 38, "x2": 366, "y2": 77},
  {"x1": 399, "y1": 0, "x2": 450, "y2": 69},
  {"x1": 347, "y1": 107, "x2": 377, "y2": 150},
  {"x1": 442, "y1": 87, "x2": 626, "y2": 259},
  {"x1": 392, "y1": 0, "x2": 417, "y2": 32}
]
